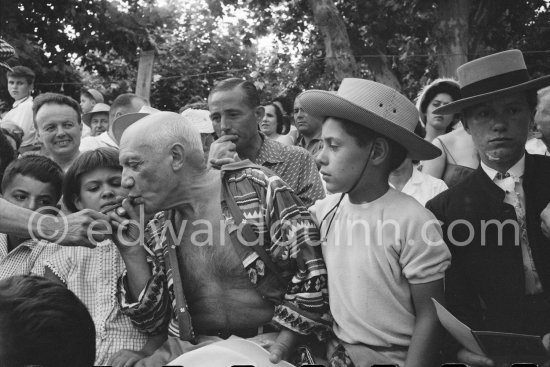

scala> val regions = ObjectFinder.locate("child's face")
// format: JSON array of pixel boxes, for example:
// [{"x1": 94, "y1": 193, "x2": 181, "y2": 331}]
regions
[
  {"x1": 80, "y1": 95, "x2": 95, "y2": 114},
  {"x1": 90, "y1": 112, "x2": 109, "y2": 137},
  {"x1": 2, "y1": 174, "x2": 58, "y2": 212},
  {"x1": 74, "y1": 167, "x2": 128, "y2": 212},
  {"x1": 7, "y1": 76, "x2": 32, "y2": 101},
  {"x1": 317, "y1": 117, "x2": 372, "y2": 193}
]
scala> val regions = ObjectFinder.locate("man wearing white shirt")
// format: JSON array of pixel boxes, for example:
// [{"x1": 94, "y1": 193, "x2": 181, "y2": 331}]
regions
[
  {"x1": 425, "y1": 50, "x2": 550, "y2": 366},
  {"x1": 1, "y1": 66, "x2": 37, "y2": 152},
  {"x1": 80, "y1": 93, "x2": 148, "y2": 151}
]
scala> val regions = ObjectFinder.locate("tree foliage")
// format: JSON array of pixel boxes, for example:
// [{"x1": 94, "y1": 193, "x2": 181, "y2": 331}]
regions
[{"x1": 2, "y1": 0, "x2": 550, "y2": 109}]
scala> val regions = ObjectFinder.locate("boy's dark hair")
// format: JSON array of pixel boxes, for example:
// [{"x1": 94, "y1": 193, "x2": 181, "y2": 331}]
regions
[
  {"x1": 209, "y1": 78, "x2": 260, "y2": 109},
  {"x1": 0, "y1": 130, "x2": 15, "y2": 184},
  {"x1": 1, "y1": 155, "x2": 63, "y2": 202},
  {"x1": 1, "y1": 127, "x2": 22, "y2": 150},
  {"x1": 32, "y1": 92, "x2": 81, "y2": 128},
  {"x1": 338, "y1": 118, "x2": 407, "y2": 172},
  {"x1": 6, "y1": 65, "x2": 35, "y2": 85},
  {"x1": 0, "y1": 275, "x2": 96, "y2": 367},
  {"x1": 63, "y1": 147, "x2": 121, "y2": 213}
]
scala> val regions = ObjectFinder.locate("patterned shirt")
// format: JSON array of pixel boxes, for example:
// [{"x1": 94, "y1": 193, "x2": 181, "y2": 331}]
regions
[
  {"x1": 0, "y1": 233, "x2": 60, "y2": 279},
  {"x1": 45, "y1": 240, "x2": 148, "y2": 366},
  {"x1": 255, "y1": 134, "x2": 325, "y2": 207},
  {"x1": 117, "y1": 161, "x2": 332, "y2": 340},
  {"x1": 296, "y1": 133, "x2": 323, "y2": 166}
]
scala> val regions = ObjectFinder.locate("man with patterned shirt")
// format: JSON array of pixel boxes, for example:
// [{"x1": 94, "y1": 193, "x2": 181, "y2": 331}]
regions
[
  {"x1": 207, "y1": 78, "x2": 325, "y2": 207},
  {"x1": 111, "y1": 112, "x2": 331, "y2": 366}
]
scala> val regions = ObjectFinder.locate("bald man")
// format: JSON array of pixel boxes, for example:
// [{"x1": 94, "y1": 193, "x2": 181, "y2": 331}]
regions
[
  {"x1": 80, "y1": 93, "x2": 148, "y2": 151},
  {"x1": 111, "y1": 112, "x2": 330, "y2": 365}
]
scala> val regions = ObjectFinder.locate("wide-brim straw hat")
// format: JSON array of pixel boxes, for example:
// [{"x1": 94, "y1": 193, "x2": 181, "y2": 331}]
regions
[
  {"x1": 298, "y1": 78, "x2": 441, "y2": 160},
  {"x1": 82, "y1": 103, "x2": 110, "y2": 127},
  {"x1": 0, "y1": 38, "x2": 15, "y2": 72},
  {"x1": 434, "y1": 50, "x2": 550, "y2": 115},
  {"x1": 111, "y1": 105, "x2": 160, "y2": 144}
]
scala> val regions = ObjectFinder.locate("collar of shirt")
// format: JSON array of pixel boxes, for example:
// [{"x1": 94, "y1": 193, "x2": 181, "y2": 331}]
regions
[
  {"x1": 0, "y1": 233, "x2": 42, "y2": 258},
  {"x1": 296, "y1": 132, "x2": 322, "y2": 146},
  {"x1": 255, "y1": 132, "x2": 285, "y2": 164},
  {"x1": 480, "y1": 154, "x2": 525, "y2": 182},
  {"x1": 12, "y1": 95, "x2": 32, "y2": 108}
]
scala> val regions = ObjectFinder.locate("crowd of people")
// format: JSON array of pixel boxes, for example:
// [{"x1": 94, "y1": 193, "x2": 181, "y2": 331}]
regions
[{"x1": 1, "y1": 36, "x2": 550, "y2": 367}]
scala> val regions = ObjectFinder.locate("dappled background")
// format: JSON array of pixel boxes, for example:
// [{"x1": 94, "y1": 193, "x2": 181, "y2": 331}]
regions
[{"x1": 2, "y1": 0, "x2": 550, "y2": 110}]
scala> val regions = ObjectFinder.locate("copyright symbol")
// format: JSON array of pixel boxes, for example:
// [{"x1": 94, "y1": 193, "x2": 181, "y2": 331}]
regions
[{"x1": 28, "y1": 206, "x2": 68, "y2": 244}]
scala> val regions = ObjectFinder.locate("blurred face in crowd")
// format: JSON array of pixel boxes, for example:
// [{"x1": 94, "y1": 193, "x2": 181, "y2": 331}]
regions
[
  {"x1": 317, "y1": 117, "x2": 372, "y2": 193},
  {"x1": 534, "y1": 94, "x2": 550, "y2": 143},
  {"x1": 80, "y1": 95, "x2": 95, "y2": 114},
  {"x1": 8, "y1": 76, "x2": 32, "y2": 102},
  {"x1": 463, "y1": 93, "x2": 531, "y2": 170},
  {"x1": 426, "y1": 93, "x2": 455, "y2": 131},
  {"x1": 260, "y1": 105, "x2": 278, "y2": 137},
  {"x1": 90, "y1": 112, "x2": 109, "y2": 137},
  {"x1": 35, "y1": 103, "x2": 82, "y2": 161},
  {"x1": 3, "y1": 174, "x2": 58, "y2": 212},
  {"x1": 294, "y1": 98, "x2": 323, "y2": 137},
  {"x1": 208, "y1": 86, "x2": 263, "y2": 154},
  {"x1": 74, "y1": 167, "x2": 127, "y2": 212}
]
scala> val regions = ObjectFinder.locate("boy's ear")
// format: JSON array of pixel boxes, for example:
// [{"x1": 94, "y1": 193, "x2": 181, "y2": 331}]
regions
[{"x1": 370, "y1": 137, "x2": 390, "y2": 165}]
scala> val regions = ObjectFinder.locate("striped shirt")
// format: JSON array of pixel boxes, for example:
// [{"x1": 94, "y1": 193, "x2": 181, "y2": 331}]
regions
[
  {"x1": 0, "y1": 233, "x2": 60, "y2": 279},
  {"x1": 45, "y1": 240, "x2": 148, "y2": 366},
  {"x1": 255, "y1": 134, "x2": 325, "y2": 207},
  {"x1": 118, "y1": 161, "x2": 332, "y2": 340}
]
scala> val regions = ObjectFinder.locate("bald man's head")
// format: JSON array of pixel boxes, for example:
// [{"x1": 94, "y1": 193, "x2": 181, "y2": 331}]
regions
[
  {"x1": 118, "y1": 112, "x2": 206, "y2": 213},
  {"x1": 121, "y1": 112, "x2": 204, "y2": 166}
]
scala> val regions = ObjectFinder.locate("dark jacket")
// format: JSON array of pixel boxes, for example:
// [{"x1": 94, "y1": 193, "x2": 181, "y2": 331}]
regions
[{"x1": 426, "y1": 153, "x2": 550, "y2": 335}]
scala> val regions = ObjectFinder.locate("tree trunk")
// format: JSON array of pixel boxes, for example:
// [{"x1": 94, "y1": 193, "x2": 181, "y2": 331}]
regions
[
  {"x1": 307, "y1": 0, "x2": 358, "y2": 83},
  {"x1": 365, "y1": 51, "x2": 402, "y2": 91},
  {"x1": 434, "y1": 0, "x2": 471, "y2": 78}
]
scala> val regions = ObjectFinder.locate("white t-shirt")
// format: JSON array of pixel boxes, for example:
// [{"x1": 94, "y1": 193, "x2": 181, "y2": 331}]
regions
[
  {"x1": 1, "y1": 96, "x2": 36, "y2": 148},
  {"x1": 310, "y1": 189, "x2": 451, "y2": 365},
  {"x1": 79, "y1": 131, "x2": 118, "y2": 152}
]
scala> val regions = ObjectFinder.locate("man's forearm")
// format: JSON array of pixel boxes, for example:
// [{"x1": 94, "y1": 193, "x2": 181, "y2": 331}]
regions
[
  {"x1": 119, "y1": 249, "x2": 153, "y2": 302},
  {"x1": 0, "y1": 199, "x2": 36, "y2": 238}
]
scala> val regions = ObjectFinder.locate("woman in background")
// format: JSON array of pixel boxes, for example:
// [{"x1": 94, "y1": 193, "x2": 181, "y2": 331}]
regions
[
  {"x1": 418, "y1": 78, "x2": 479, "y2": 187},
  {"x1": 259, "y1": 103, "x2": 293, "y2": 145}
]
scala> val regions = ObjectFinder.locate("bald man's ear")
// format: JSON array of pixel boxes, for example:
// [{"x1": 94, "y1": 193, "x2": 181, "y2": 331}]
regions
[{"x1": 169, "y1": 143, "x2": 186, "y2": 171}]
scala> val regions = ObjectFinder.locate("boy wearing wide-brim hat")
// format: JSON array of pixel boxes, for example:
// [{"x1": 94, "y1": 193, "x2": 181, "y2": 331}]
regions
[
  {"x1": 426, "y1": 50, "x2": 550, "y2": 366},
  {"x1": 301, "y1": 78, "x2": 451, "y2": 367}
]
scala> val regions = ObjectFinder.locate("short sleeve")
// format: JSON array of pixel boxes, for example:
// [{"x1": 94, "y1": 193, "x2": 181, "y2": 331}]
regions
[
  {"x1": 399, "y1": 209, "x2": 451, "y2": 284},
  {"x1": 44, "y1": 247, "x2": 74, "y2": 283}
]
